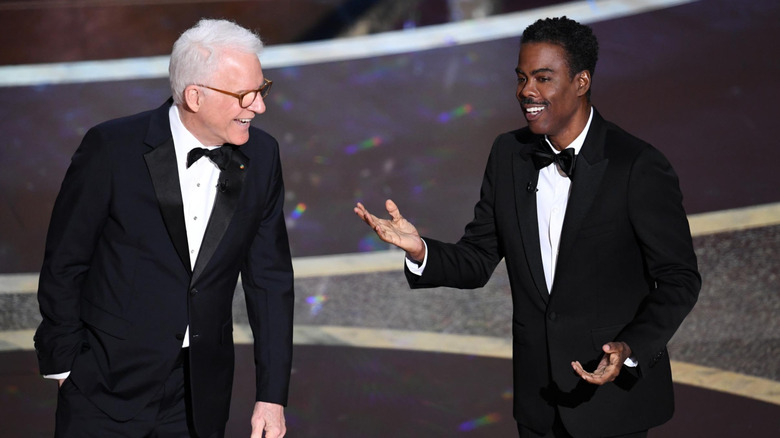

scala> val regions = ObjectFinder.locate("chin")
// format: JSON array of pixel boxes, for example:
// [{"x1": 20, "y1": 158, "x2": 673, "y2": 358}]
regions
[
  {"x1": 526, "y1": 123, "x2": 546, "y2": 135},
  {"x1": 229, "y1": 134, "x2": 251, "y2": 146}
]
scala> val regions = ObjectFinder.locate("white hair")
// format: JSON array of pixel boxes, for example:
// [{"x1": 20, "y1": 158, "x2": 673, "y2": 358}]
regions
[{"x1": 169, "y1": 19, "x2": 264, "y2": 105}]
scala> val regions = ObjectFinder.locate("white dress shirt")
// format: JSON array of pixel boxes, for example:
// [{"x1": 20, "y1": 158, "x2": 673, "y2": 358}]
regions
[
  {"x1": 536, "y1": 107, "x2": 592, "y2": 292},
  {"x1": 169, "y1": 104, "x2": 223, "y2": 348}
]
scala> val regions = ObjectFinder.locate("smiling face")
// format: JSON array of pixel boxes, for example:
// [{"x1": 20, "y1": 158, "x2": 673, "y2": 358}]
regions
[
  {"x1": 515, "y1": 42, "x2": 591, "y2": 150},
  {"x1": 181, "y1": 48, "x2": 266, "y2": 146}
]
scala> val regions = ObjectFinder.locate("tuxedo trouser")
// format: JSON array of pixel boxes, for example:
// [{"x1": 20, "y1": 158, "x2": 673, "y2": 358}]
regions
[
  {"x1": 55, "y1": 348, "x2": 225, "y2": 438},
  {"x1": 517, "y1": 408, "x2": 648, "y2": 438}
]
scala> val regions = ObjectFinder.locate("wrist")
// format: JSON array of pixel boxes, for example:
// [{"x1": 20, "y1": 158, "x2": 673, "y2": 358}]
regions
[{"x1": 406, "y1": 240, "x2": 425, "y2": 263}]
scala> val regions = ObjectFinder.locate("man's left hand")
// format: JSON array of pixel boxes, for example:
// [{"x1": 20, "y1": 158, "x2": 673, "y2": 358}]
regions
[
  {"x1": 571, "y1": 341, "x2": 632, "y2": 385},
  {"x1": 250, "y1": 401, "x2": 285, "y2": 438}
]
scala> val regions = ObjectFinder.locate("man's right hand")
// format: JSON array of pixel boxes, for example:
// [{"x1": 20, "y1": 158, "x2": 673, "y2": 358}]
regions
[{"x1": 354, "y1": 199, "x2": 426, "y2": 262}]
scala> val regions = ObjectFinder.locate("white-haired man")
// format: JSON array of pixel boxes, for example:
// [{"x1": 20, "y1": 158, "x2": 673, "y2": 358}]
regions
[{"x1": 35, "y1": 19, "x2": 293, "y2": 437}]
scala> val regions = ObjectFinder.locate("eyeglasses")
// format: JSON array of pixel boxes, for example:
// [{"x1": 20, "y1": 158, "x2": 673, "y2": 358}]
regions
[{"x1": 195, "y1": 78, "x2": 273, "y2": 108}]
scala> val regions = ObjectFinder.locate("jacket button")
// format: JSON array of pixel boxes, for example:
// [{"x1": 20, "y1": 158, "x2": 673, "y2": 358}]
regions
[
  {"x1": 190, "y1": 288, "x2": 198, "y2": 296},
  {"x1": 548, "y1": 312, "x2": 557, "y2": 321},
  {"x1": 175, "y1": 333, "x2": 184, "y2": 341}
]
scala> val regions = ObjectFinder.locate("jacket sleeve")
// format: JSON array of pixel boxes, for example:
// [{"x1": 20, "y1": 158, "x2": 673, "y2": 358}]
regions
[
  {"x1": 616, "y1": 146, "x2": 701, "y2": 369},
  {"x1": 34, "y1": 127, "x2": 112, "y2": 375},
  {"x1": 240, "y1": 139, "x2": 295, "y2": 406}
]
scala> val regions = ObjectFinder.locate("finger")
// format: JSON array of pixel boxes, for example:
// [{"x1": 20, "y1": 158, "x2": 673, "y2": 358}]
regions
[
  {"x1": 263, "y1": 428, "x2": 282, "y2": 438},
  {"x1": 385, "y1": 199, "x2": 402, "y2": 221},
  {"x1": 354, "y1": 202, "x2": 369, "y2": 219},
  {"x1": 571, "y1": 361, "x2": 587, "y2": 378},
  {"x1": 572, "y1": 358, "x2": 613, "y2": 385},
  {"x1": 250, "y1": 424, "x2": 265, "y2": 438},
  {"x1": 603, "y1": 342, "x2": 621, "y2": 354},
  {"x1": 354, "y1": 205, "x2": 379, "y2": 228},
  {"x1": 265, "y1": 423, "x2": 286, "y2": 438}
]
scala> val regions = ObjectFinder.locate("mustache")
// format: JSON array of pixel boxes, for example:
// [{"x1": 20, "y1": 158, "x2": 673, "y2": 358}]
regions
[{"x1": 520, "y1": 98, "x2": 549, "y2": 106}]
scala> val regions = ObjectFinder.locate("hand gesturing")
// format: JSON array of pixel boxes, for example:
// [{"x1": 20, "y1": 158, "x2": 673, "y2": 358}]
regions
[
  {"x1": 354, "y1": 199, "x2": 426, "y2": 261},
  {"x1": 571, "y1": 342, "x2": 632, "y2": 385}
]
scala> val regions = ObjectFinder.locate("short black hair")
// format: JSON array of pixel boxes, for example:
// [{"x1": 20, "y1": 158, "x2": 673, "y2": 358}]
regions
[{"x1": 521, "y1": 16, "x2": 599, "y2": 82}]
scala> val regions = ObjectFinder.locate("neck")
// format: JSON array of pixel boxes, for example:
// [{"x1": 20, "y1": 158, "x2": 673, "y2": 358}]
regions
[
  {"x1": 176, "y1": 104, "x2": 214, "y2": 147},
  {"x1": 547, "y1": 103, "x2": 591, "y2": 151}
]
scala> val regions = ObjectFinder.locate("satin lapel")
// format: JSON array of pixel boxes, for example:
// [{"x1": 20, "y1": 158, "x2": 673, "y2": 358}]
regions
[
  {"x1": 555, "y1": 113, "x2": 609, "y2": 278},
  {"x1": 144, "y1": 138, "x2": 191, "y2": 273},
  {"x1": 191, "y1": 146, "x2": 250, "y2": 284},
  {"x1": 513, "y1": 144, "x2": 550, "y2": 304}
]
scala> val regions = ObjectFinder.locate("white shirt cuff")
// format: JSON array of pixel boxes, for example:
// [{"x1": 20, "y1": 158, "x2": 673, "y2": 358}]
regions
[
  {"x1": 405, "y1": 239, "x2": 428, "y2": 276},
  {"x1": 43, "y1": 371, "x2": 70, "y2": 380}
]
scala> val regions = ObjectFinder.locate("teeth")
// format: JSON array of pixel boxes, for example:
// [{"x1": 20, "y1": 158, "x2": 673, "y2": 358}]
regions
[
  {"x1": 526, "y1": 107, "x2": 544, "y2": 114},
  {"x1": 238, "y1": 119, "x2": 251, "y2": 123}
]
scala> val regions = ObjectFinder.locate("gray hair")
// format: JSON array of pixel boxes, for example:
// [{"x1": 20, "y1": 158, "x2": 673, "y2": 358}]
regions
[{"x1": 169, "y1": 19, "x2": 264, "y2": 105}]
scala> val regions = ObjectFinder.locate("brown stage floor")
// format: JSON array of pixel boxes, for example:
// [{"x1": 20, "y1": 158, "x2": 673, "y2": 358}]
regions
[{"x1": 2, "y1": 346, "x2": 779, "y2": 437}]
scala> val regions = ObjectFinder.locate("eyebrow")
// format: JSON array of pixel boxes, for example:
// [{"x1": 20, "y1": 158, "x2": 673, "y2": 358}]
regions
[{"x1": 515, "y1": 67, "x2": 555, "y2": 75}]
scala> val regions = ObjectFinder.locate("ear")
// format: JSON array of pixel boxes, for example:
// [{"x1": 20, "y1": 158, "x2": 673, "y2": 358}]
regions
[
  {"x1": 576, "y1": 70, "x2": 591, "y2": 97},
  {"x1": 183, "y1": 85, "x2": 202, "y2": 113}
]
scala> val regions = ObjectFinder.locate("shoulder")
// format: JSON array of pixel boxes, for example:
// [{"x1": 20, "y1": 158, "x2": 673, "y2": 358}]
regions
[
  {"x1": 91, "y1": 107, "x2": 159, "y2": 136},
  {"x1": 602, "y1": 119, "x2": 649, "y2": 150},
  {"x1": 242, "y1": 126, "x2": 279, "y2": 155},
  {"x1": 597, "y1": 118, "x2": 675, "y2": 175},
  {"x1": 72, "y1": 106, "x2": 161, "y2": 161},
  {"x1": 597, "y1": 117, "x2": 668, "y2": 164},
  {"x1": 492, "y1": 127, "x2": 538, "y2": 154},
  {"x1": 80, "y1": 105, "x2": 168, "y2": 155}
]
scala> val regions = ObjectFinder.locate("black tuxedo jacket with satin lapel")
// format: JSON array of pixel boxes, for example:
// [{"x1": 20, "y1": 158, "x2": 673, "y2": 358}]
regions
[
  {"x1": 407, "y1": 109, "x2": 701, "y2": 436},
  {"x1": 34, "y1": 100, "x2": 294, "y2": 437}
]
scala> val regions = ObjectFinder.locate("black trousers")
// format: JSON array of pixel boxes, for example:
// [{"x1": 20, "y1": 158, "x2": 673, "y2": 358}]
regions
[
  {"x1": 54, "y1": 349, "x2": 224, "y2": 438},
  {"x1": 517, "y1": 408, "x2": 648, "y2": 438}
]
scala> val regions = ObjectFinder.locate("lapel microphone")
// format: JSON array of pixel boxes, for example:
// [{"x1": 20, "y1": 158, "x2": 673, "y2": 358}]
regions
[
  {"x1": 527, "y1": 181, "x2": 538, "y2": 193},
  {"x1": 218, "y1": 179, "x2": 229, "y2": 193}
]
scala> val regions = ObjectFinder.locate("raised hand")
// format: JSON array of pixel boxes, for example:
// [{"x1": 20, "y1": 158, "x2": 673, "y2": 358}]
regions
[{"x1": 354, "y1": 199, "x2": 426, "y2": 262}]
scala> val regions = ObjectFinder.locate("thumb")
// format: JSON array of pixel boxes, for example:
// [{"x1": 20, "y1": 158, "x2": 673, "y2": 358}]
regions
[{"x1": 386, "y1": 199, "x2": 401, "y2": 220}]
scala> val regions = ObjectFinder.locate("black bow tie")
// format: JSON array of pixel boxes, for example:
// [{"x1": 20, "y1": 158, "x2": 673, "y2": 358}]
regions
[
  {"x1": 186, "y1": 147, "x2": 230, "y2": 170},
  {"x1": 531, "y1": 144, "x2": 577, "y2": 178}
]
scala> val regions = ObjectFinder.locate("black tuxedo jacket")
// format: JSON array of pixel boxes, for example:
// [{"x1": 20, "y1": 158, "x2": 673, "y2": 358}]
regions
[
  {"x1": 407, "y1": 109, "x2": 700, "y2": 436},
  {"x1": 34, "y1": 100, "x2": 294, "y2": 437}
]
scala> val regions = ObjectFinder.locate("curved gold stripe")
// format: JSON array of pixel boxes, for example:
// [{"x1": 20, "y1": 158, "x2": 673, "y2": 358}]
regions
[
  {"x1": 285, "y1": 325, "x2": 780, "y2": 407},
  {"x1": 3, "y1": 326, "x2": 778, "y2": 406}
]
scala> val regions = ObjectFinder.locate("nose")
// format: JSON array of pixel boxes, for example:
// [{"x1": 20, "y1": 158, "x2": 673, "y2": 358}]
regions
[
  {"x1": 517, "y1": 81, "x2": 536, "y2": 100},
  {"x1": 248, "y1": 94, "x2": 266, "y2": 114}
]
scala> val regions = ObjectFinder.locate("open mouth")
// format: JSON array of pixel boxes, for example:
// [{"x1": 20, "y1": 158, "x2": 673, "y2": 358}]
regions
[
  {"x1": 524, "y1": 105, "x2": 546, "y2": 120},
  {"x1": 236, "y1": 118, "x2": 252, "y2": 125}
]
